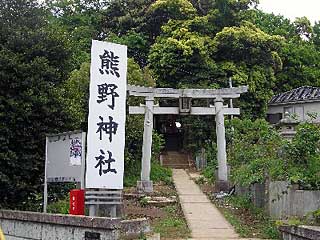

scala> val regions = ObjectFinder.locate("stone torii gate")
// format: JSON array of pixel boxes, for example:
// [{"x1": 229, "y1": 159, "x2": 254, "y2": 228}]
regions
[{"x1": 128, "y1": 85, "x2": 248, "y2": 192}]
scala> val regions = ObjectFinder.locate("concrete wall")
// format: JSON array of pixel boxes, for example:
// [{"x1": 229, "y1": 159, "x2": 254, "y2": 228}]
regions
[
  {"x1": 279, "y1": 225, "x2": 320, "y2": 240},
  {"x1": 236, "y1": 181, "x2": 320, "y2": 219},
  {"x1": 0, "y1": 210, "x2": 151, "y2": 240},
  {"x1": 268, "y1": 181, "x2": 320, "y2": 219},
  {"x1": 267, "y1": 101, "x2": 320, "y2": 123},
  {"x1": 0, "y1": 210, "x2": 120, "y2": 240},
  {"x1": 235, "y1": 183, "x2": 267, "y2": 209}
]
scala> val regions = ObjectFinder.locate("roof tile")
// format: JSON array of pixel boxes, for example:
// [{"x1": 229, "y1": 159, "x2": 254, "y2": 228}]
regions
[{"x1": 269, "y1": 86, "x2": 320, "y2": 104}]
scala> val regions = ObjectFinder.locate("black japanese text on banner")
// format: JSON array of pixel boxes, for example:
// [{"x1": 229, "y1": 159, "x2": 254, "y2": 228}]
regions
[{"x1": 86, "y1": 40, "x2": 127, "y2": 189}]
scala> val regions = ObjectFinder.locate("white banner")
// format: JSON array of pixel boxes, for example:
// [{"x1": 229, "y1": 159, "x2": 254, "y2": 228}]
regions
[{"x1": 86, "y1": 40, "x2": 127, "y2": 189}]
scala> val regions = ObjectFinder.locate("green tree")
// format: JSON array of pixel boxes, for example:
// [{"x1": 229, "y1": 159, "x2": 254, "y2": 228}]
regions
[
  {"x1": 275, "y1": 41, "x2": 320, "y2": 92},
  {"x1": 45, "y1": 0, "x2": 107, "y2": 69},
  {"x1": 294, "y1": 17, "x2": 313, "y2": 40},
  {"x1": 102, "y1": 0, "x2": 155, "y2": 36},
  {"x1": 312, "y1": 21, "x2": 320, "y2": 51},
  {"x1": 212, "y1": 0, "x2": 259, "y2": 29},
  {"x1": 249, "y1": 10, "x2": 296, "y2": 39},
  {"x1": 213, "y1": 22, "x2": 284, "y2": 117},
  {"x1": 146, "y1": 0, "x2": 197, "y2": 39},
  {"x1": 149, "y1": 19, "x2": 217, "y2": 88},
  {"x1": 149, "y1": 19, "x2": 284, "y2": 117},
  {"x1": 247, "y1": 10, "x2": 320, "y2": 93},
  {"x1": 0, "y1": 0, "x2": 74, "y2": 208}
]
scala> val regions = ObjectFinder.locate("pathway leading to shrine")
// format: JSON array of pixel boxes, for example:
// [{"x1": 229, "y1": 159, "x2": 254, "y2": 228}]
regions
[
  {"x1": 173, "y1": 169, "x2": 238, "y2": 239},
  {"x1": 173, "y1": 169, "x2": 263, "y2": 240}
]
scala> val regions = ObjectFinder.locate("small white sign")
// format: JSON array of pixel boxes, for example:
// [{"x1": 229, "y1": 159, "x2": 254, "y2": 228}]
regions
[
  {"x1": 69, "y1": 138, "x2": 82, "y2": 166},
  {"x1": 86, "y1": 40, "x2": 127, "y2": 189}
]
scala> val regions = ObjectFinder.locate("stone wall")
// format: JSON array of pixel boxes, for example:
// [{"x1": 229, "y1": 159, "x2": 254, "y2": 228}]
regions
[
  {"x1": 269, "y1": 181, "x2": 320, "y2": 219},
  {"x1": 236, "y1": 181, "x2": 320, "y2": 219},
  {"x1": 279, "y1": 225, "x2": 320, "y2": 240},
  {"x1": 0, "y1": 210, "x2": 151, "y2": 240},
  {"x1": 235, "y1": 183, "x2": 267, "y2": 209}
]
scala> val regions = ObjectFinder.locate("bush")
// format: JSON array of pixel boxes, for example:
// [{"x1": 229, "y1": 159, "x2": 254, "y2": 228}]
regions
[
  {"x1": 124, "y1": 131, "x2": 166, "y2": 186},
  {"x1": 47, "y1": 198, "x2": 69, "y2": 214},
  {"x1": 227, "y1": 118, "x2": 284, "y2": 186},
  {"x1": 200, "y1": 140, "x2": 217, "y2": 183},
  {"x1": 226, "y1": 119, "x2": 320, "y2": 190},
  {"x1": 312, "y1": 209, "x2": 320, "y2": 223},
  {"x1": 151, "y1": 162, "x2": 172, "y2": 185},
  {"x1": 284, "y1": 123, "x2": 320, "y2": 189},
  {"x1": 229, "y1": 195, "x2": 252, "y2": 210}
]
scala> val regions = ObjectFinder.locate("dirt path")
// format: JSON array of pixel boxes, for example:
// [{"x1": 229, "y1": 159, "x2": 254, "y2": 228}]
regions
[{"x1": 172, "y1": 169, "x2": 261, "y2": 240}]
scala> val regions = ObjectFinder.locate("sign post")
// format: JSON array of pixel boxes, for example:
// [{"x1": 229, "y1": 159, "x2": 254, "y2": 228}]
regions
[
  {"x1": 44, "y1": 131, "x2": 86, "y2": 213},
  {"x1": 86, "y1": 40, "x2": 127, "y2": 216}
]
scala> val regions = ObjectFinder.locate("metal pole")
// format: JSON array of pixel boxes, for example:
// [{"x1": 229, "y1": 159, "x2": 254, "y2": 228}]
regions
[
  {"x1": 110, "y1": 205, "x2": 117, "y2": 218},
  {"x1": 43, "y1": 136, "x2": 48, "y2": 213},
  {"x1": 89, "y1": 205, "x2": 96, "y2": 216},
  {"x1": 80, "y1": 132, "x2": 86, "y2": 189}
]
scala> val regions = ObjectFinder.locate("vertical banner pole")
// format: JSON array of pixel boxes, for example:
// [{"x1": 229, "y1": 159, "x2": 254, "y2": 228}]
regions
[
  {"x1": 43, "y1": 136, "x2": 48, "y2": 213},
  {"x1": 80, "y1": 132, "x2": 86, "y2": 189},
  {"x1": 89, "y1": 205, "x2": 96, "y2": 216}
]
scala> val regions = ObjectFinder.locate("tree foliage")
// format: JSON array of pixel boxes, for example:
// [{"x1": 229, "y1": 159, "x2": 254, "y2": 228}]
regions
[
  {"x1": 0, "y1": 0, "x2": 74, "y2": 208},
  {"x1": 228, "y1": 119, "x2": 320, "y2": 190},
  {"x1": 227, "y1": 119, "x2": 284, "y2": 186}
]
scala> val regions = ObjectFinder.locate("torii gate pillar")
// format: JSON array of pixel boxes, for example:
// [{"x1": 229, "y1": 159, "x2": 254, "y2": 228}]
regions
[
  {"x1": 137, "y1": 96, "x2": 154, "y2": 193},
  {"x1": 214, "y1": 97, "x2": 229, "y2": 191}
]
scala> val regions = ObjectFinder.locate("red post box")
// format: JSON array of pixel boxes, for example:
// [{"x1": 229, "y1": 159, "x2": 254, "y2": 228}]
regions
[{"x1": 69, "y1": 189, "x2": 85, "y2": 215}]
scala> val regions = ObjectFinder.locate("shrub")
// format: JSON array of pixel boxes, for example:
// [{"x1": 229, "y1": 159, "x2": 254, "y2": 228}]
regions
[
  {"x1": 227, "y1": 118, "x2": 284, "y2": 186},
  {"x1": 312, "y1": 208, "x2": 320, "y2": 223},
  {"x1": 47, "y1": 198, "x2": 69, "y2": 214},
  {"x1": 284, "y1": 123, "x2": 320, "y2": 189},
  {"x1": 226, "y1": 119, "x2": 320, "y2": 190},
  {"x1": 151, "y1": 161, "x2": 172, "y2": 185}
]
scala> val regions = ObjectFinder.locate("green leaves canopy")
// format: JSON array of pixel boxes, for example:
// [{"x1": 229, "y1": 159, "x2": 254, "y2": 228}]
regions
[{"x1": 0, "y1": 0, "x2": 73, "y2": 208}]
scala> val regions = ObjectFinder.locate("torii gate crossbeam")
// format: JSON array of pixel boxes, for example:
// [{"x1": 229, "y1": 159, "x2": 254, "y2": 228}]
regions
[{"x1": 128, "y1": 85, "x2": 248, "y2": 192}]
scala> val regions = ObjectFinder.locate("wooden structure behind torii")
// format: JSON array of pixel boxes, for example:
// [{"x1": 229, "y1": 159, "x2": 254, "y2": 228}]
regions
[{"x1": 128, "y1": 85, "x2": 248, "y2": 192}]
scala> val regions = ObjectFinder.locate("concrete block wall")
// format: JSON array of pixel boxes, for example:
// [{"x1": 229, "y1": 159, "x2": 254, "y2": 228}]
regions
[
  {"x1": 236, "y1": 181, "x2": 320, "y2": 219},
  {"x1": 0, "y1": 210, "x2": 120, "y2": 240},
  {"x1": 235, "y1": 183, "x2": 267, "y2": 209},
  {"x1": 268, "y1": 181, "x2": 320, "y2": 219},
  {"x1": 279, "y1": 225, "x2": 320, "y2": 240}
]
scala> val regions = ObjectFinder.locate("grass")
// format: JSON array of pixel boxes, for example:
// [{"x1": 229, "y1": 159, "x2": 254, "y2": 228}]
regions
[
  {"x1": 214, "y1": 196, "x2": 280, "y2": 239},
  {"x1": 124, "y1": 161, "x2": 172, "y2": 187},
  {"x1": 152, "y1": 205, "x2": 190, "y2": 239},
  {"x1": 150, "y1": 161, "x2": 173, "y2": 185}
]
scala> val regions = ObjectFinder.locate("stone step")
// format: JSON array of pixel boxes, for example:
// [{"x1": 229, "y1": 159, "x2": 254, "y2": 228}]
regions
[
  {"x1": 163, "y1": 160, "x2": 188, "y2": 162},
  {"x1": 162, "y1": 164, "x2": 191, "y2": 169},
  {"x1": 161, "y1": 151, "x2": 194, "y2": 169}
]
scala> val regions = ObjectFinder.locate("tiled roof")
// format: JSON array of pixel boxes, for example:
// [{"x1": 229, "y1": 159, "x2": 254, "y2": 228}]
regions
[{"x1": 269, "y1": 86, "x2": 320, "y2": 105}]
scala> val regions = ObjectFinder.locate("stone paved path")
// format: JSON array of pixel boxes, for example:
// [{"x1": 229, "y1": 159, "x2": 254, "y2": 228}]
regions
[{"x1": 173, "y1": 169, "x2": 260, "y2": 240}]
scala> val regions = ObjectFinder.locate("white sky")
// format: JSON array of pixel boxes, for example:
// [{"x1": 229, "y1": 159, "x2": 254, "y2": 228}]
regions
[{"x1": 258, "y1": 0, "x2": 320, "y2": 24}]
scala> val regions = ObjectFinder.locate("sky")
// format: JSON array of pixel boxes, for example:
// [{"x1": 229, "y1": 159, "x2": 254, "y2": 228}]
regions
[{"x1": 258, "y1": 0, "x2": 320, "y2": 24}]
